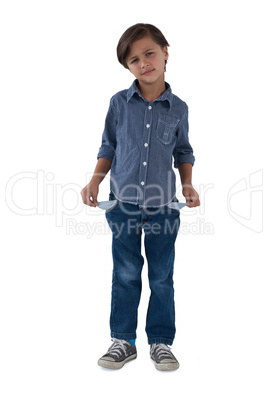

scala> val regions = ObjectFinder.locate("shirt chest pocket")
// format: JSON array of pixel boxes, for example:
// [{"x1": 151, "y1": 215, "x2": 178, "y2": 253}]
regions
[{"x1": 156, "y1": 113, "x2": 180, "y2": 145}]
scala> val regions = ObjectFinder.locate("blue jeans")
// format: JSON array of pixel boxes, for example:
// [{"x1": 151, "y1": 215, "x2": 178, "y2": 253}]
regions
[{"x1": 105, "y1": 192, "x2": 181, "y2": 346}]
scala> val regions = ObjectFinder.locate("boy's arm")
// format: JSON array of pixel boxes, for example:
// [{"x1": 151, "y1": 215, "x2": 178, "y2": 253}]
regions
[
  {"x1": 81, "y1": 96, "x2": 117, "y2": 207},
  {"x1": 81, "y1": 158, "x2": 112, "y2": 207},
  {"x1": 178, "y1": 163, "x2": 200, "y2": 208}
]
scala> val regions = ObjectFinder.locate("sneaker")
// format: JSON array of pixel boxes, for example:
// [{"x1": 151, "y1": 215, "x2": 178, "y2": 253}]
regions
[
  {"x1": 98, "y1": 338, "x2": 137, "y2": 369},
  {"x1": 150, "y1": 343, "x2": 180, "y2": 371}
]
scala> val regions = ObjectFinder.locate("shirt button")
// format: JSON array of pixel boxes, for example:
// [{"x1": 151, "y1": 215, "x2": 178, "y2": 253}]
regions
[
  {"x1": 148, "y1": 106, "x2": 152, "y2": 110},
  {"x1": 144, "y1": 143, "x2": 148, "y2": 147},
  {"x1": 141, "y1": 181, "x2": 145, "y2": 186},
  {"x1": 143, "y1": 161, "x2": 147, "y2": 166},
  {"x1": 146, "y1": 124, "x2": 150, "y2": 128}
]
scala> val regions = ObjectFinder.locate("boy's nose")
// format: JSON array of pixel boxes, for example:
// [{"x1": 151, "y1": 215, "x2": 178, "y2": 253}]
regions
[{"x1": 141, "y1": 58, "x2": 149, "y2": 68}]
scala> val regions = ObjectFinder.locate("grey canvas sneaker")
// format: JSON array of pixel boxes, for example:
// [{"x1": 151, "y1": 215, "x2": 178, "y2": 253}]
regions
[
  {"x1": 98, "y1": 339, "x2": 137, "y2": 369},
  {"x1": 150, "y1": 343, "x2": 180, "y2": 371}
]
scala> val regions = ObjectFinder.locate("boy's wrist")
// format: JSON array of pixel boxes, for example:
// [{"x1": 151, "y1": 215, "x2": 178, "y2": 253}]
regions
[
  {"x1": 90, "y1": 174, "x2": 103, "y2": 186},
  {"x1": 181, "y1": 181, "x2": 193, "y2": 186}
]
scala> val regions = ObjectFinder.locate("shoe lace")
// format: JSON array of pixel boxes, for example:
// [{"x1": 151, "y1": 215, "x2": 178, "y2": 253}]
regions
[
  {"x1": 151, "y1": 343, "x2": 173, "y2": 359},
  {"x1": 107, "y1": 338, "x2": 130, "y2": 358}
]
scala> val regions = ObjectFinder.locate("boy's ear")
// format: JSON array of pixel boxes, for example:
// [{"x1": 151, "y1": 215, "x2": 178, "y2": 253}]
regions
[{"x1": 163, "y1": 45, "x2": 169, "y2": 61}]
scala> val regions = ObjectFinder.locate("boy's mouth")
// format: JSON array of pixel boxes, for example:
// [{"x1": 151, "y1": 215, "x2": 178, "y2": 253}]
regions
[{"x1": 142, "y1": 69, "x2": 155, "y2": 75}]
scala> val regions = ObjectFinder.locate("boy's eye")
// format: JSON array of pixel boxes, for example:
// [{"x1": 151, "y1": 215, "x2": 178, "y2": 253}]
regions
[{"x1": 130, "y1": 52, "x2": 154, "y2": 64}]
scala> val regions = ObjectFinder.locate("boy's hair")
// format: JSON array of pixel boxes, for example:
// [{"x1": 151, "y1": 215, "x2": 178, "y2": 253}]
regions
[{"x1": 117, "y1": 23, "x2": 170, "y2": 70}]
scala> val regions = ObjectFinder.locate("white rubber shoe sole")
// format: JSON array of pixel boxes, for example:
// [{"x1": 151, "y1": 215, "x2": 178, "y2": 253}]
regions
[
  {"x1": 151, "y1": 357, "x2": 180, "y2": 371},
  {"x1": 98, "y1": 353, "x2": 137, "y2": 369}
]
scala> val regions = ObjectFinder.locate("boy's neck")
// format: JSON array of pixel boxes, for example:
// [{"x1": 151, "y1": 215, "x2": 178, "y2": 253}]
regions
[{"x1": 137, "y1": 78, "x2": 166, "y2": 103}]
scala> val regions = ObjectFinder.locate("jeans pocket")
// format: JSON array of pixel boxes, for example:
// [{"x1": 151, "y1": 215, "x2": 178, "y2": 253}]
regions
[
  {"x1": 105, "y1": 191, "x2": 119, "y2": 212},
  {"x1": 98, "y1": 200, "x2": 118, "y2": 211},
  {"x1": 166, "y1": 201, "x2": 187, "y2": 211},
  {"x1": 109, "y1": 191, "x2": 116, "y2": 201}
]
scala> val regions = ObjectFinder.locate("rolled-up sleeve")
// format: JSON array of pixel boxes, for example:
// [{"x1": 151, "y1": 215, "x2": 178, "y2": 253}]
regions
[
  {"x1": 97, "y1": 97, "x2": 117, "y2": 161},
  {"x1": 173, "y1": 103, "x2": 195, "y2": 167}
]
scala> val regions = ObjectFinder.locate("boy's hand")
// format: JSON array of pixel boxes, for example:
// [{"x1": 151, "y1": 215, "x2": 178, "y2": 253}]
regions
[
  {"x1": 81, "y1": 179, "x2": 99, "y2": 207},
  {"x1": 182, "y1": 184, "x2": 200, "y2": 208}
]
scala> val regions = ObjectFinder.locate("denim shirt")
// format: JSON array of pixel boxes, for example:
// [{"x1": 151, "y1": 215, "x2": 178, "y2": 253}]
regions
[{"x1": 97, "y1": 79, "x2": 195, "y2": 207}]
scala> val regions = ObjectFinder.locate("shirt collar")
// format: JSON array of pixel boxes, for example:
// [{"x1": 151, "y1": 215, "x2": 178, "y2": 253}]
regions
[{"x1": 127, "y1": 79, "x2": 173, "y2": 109}]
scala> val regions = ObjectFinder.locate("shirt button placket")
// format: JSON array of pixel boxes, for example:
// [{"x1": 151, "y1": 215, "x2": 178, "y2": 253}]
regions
[{"x1": 140, "y1": 105, "x2": 152, "y2": 194}]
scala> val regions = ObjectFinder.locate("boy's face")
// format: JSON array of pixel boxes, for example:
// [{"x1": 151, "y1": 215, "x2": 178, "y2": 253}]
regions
[{"x1": 126, "y1": 35, "x2": 168, "y2": 86}]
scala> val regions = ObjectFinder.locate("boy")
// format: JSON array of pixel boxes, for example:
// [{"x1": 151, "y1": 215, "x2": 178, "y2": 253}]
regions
[{"x1": 81, "y1": 23, "x2": 200, "y2": 371}]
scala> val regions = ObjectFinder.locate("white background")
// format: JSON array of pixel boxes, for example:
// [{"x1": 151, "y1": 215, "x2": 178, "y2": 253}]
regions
[{"x1": 1, "y1": 0, "x2": 267, "y2": 400}]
